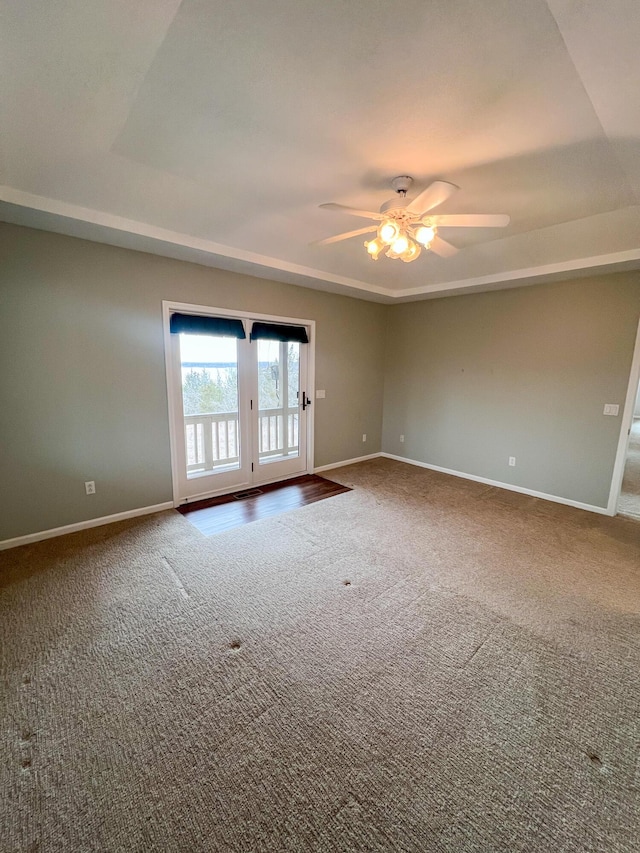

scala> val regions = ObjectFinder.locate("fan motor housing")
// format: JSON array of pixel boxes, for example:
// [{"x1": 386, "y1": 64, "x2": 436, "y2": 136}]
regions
[
  {"x1": 380, "y1": 196, "x2": 420, "y2": 222},
  {"x1": 380, "y1": 196, "x2": 412, "y2": 217}
]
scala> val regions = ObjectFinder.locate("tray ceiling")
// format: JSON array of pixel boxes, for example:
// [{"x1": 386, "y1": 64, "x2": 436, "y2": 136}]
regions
[{"x1": 2, "y1": 0, "x2": 640, "y2": 301}]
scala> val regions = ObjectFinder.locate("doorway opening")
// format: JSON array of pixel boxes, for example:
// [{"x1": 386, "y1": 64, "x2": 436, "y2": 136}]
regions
[
  {"x1": 163, "y1": 302, "x2": 315, "y2": 506},
  {"x1": 610, "y1": 314, "x2": 640, "y2": 517},
  {"x1": 617, "y1": 377, "x2": 640, "y2": 520}
]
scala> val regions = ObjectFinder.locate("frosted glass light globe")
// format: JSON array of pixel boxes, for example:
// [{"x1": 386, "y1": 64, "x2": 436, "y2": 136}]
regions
[
  {"x1": 378, "y1": 220, "x2": 399, "y2": 245},
  {"x1": 364, "y1": 239, "x2": 382, "y2": 259},
  {"x1": 391, "y1": 234, "x2": 409, "y2": 255},
  {"x1": 401, "y1": 241, "x2": 421, "y2": 262},
  {"x1": 416, "y1": 225, "x2": 436, "y2": 245}
]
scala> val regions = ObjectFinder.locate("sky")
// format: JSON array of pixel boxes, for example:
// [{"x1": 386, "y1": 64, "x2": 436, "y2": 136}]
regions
[
  {"x1": 179, "y1": 333, "x2": 283, "y2": 366},
  {"x1": 179, "y1": 333, "x2": 237, "y2": 364}
]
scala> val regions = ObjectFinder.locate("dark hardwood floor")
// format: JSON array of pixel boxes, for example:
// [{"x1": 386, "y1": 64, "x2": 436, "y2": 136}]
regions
[{"x1": 177, "y1": 474, "x2": 351, "y2": 536}]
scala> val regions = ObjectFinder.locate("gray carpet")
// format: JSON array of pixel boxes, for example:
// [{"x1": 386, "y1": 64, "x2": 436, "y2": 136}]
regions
[
  {"x1": 619, "y1": 417, "x2": 640, "y2": 519},
  {"x1": 1, "y1": 458, "x2": 639, "y2": 852}
]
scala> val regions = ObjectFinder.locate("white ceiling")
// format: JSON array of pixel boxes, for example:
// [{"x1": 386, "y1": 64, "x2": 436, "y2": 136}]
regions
[{"x1": 2, "y1": 0, "x2": 640, "y2": 302}]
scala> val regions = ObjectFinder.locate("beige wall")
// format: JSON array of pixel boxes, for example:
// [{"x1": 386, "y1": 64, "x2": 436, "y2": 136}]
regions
[
  {"x1": 2, "y1": 223, "x2": 639, "y2": 542},
  {"x1": 382, "y1": 274, "x2": 640, "y2": 508},
  {"x1": 0, "y1": 224, "x2": 386, "y2": 540}
]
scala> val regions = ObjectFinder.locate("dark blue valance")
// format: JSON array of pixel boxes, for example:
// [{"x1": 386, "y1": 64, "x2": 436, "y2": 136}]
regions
[
  {"x1": 250, "y1": 322, "x2": 309, "y2": 344},
  {"x1": 170, "y1": 313, "x2": 246, "y2": 339}
]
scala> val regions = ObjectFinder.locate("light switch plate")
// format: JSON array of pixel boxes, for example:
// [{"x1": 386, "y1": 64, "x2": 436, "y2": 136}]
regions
[
  {"x1": 603, "y1": 404, "x2": 619, "y2": 416},
  {"x1": 316, "y1": 389, "x2": 326, "y2": 399}
]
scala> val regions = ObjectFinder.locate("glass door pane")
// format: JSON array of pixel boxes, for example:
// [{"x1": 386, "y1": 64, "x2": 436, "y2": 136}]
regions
[
  {"x1": 257, "y1": 340, "x2": 300, "y2": 465},
  {"x1": 179, "y1": 333, "x2": 240, "y2": 476}
]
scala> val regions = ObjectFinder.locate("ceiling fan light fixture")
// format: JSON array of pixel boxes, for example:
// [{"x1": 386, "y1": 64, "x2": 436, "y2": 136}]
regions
[
  {"x1": 378, "y1": 219, "x2": 400, "y2": 245},
  {"x1": 318, "y1": 175, "x2": 509, "y2": 264},
  {"x1": 415, "y1": 225, "x2": 436, "y2": 246}
]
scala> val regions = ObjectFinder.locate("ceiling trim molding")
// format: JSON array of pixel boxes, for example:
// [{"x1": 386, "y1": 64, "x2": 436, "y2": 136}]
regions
[
  {"x1": 2, "y1": 185, "x2": 640, "y2": 301},
  {"x1": 394, "y1": 247, "x2": 640, "y2": 299},
  {"x1": 0, "y1": 186, "x2": 389, "y2": 299}
]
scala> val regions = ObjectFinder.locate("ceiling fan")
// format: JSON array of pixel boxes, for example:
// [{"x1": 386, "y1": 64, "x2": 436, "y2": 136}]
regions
[{"x1": 314, "y1": 176, "x2": 510, "y2": 263}]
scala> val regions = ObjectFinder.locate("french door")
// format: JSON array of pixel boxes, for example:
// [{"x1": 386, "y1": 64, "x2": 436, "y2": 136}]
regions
[{"x1": 164, "y1": 304, "x2": 313, "y2": 505}]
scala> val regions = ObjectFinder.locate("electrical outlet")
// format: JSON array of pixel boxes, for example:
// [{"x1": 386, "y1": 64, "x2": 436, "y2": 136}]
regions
[
  {"x1": 399, "y1": 435, "x2": 405, "y2": 443},
  {"x1": 508, "y1": 457, "x2": 516, "y2": 467},
  {"x1": 85, "y1": 481, "x2": 96, "y2": 495},
  {"x1": 362, "y1": 434, "x2": 367, "y2": 442}
]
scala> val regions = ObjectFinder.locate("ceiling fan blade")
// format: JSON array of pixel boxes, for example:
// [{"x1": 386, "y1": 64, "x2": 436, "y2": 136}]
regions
[
  {"x1": 319, "y1": 203, "x2": 383, "y2": 220},
  {"x1": 429, "y1": 235, "x2": 459, "y2": 258},
  {"x1": 406, "y1": 181, "x2": 458, "y2": 216},
  {"x1": 430, "y1": 214, "x2": 510, "y2": 228},
  {"x1": 311, "y1": 226, "x2": 377, "y2": 246}
]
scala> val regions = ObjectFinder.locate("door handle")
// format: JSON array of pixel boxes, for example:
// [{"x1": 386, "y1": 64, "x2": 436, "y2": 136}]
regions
[{"x1": 302, "y1": 392, "x2": 311, "y2": 411}]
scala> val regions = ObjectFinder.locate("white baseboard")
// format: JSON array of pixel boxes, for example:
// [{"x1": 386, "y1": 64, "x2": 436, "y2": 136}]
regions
[
  {"x1": 0, "y1": 502, "x2": 175, "y2": 551},
  {"x1": 380, "y1": 453, "x2": 612, "y2": 516},
  {"x1": 1, "y1": 452, "x2": 613, "y2": 551},
  {"x1": 314, "y1": 452, "x2": 382, "y2": 473}
]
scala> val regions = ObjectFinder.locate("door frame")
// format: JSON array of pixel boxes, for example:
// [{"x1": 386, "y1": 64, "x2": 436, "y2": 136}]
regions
[
  {"x1": 608, "y1": 313, "x2": 640, "y2": 514},
  {"x1": 162, "y1": 300, "x2": 315, "y2": 508}
]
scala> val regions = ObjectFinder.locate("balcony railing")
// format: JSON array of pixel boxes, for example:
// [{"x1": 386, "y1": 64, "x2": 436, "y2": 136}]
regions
[
  {"x1": 258, "y1": 407, "x2": 299, "y2": 460},
  {"x1": 184, "y1": 407, "x2": 299, "y2": 474},
  {"x1": 184, "y1": 412, "x2": 239, "y2": 473}
]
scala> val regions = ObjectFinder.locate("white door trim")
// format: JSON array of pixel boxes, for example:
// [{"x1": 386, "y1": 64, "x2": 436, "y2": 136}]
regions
[
  {"x1": 162, "y1": 300, "x2": 316, "y2": 507},
  {"x1": 607, "y1": 314, "x2": 640, "y2": 515}
]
